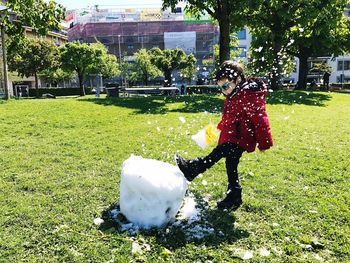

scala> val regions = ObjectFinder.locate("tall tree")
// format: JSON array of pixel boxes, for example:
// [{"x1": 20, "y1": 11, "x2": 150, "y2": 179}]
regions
[
  {"x1": 39, "y1": 41, "x2": 75, "y2": 87},
  {"x1": 149, "y1": 48, "x2": 196, "y2": 86},
  {"x1": 7, "y1": 37, "x2": 57, "y2": 98},
  {"x1": 246, "y1": 29, "x2": 295, "y2": 82},
  {"x1": 1, "y1": 0, "x2": 65, "y2": 99},
  {"x1": 92, "y1": 42, "x2": 120, "y2": 79},
  {"x1": 247, "y1": 0, "x2": 350, "y2": 89},
  {"x1": 179, "y1": 54, "x2": 197, "y2": 83},
  {"x1": 202, "y1": 35, "x2": 241, "y2": 79},
  {"x1": 59, "y1": 41, "x2": 119, "y2": 96},
  {"x1": 246, "y1": 0, "x2": 305, "y2": 89},
  {"x1": 287, "y1": 0, "x2": 350, "y2": 89},
  {"x1": 128, "y1": 49, "x2": 162, "y2": 86},
  {"x1": 162, "y1": 0, "x2": 246, "y2": 63}
]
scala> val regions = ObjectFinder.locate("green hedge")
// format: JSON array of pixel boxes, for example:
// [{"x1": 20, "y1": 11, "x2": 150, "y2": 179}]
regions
[
  {"x1": 330, "y1": 83, "x2": 350, "y2": 89},
  {"x1": 186, "y1": 85, "x2": 220, "y2": 94},
  {"x1": 28, "y1": 87, "x2": 94, "y2": 97}
]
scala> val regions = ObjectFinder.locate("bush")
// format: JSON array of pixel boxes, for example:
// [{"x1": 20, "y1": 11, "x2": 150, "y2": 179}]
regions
[
  {"x1": 28, "y1": 87, "x2": 94, "y2": 97},
  {"x1": 330, "y1": 83, "x2": 350, "y2": 89}
]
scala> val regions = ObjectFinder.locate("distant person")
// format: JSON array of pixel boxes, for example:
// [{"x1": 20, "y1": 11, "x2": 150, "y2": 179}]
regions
[
  {"x1": 175, "y1": 61, "x2": 273, "y2": 211},
  {"x1": 310, "y1": 79, "x2": 318, "y2": 90},
  {"x1": 180, "y1": 84, "x2": 185, "y2": 95},
  {"x1": 323, "y1": 72, "x2": 331, "y2": 90}
]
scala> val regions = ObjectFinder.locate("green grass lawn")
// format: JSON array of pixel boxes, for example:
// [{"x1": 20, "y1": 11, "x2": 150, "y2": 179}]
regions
[{"x1": 0, "y1": 91, "x2": 349, "y2": 262}]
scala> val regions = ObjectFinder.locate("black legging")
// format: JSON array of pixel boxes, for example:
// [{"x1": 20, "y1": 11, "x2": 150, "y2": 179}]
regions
[{"x1": 202, "y1": 142, "x2": 244, "y2": 188}]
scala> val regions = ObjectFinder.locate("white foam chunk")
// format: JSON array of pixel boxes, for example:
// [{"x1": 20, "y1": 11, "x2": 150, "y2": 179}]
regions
[
  {"x1": 192, "y1": 129, "x2": 208, "y2": 149},
  {"x1": 191, "y1": 124, "x2": 220, "y2": 150},
  {"x1": 120, "y1": 155, "x2": 188, "y2": 228},
  {"x1": 177, "y1": 196, "x2": 200, "y2": 222}
]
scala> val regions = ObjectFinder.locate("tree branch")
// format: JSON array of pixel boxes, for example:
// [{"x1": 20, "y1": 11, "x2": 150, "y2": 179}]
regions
[{"x1": 187, "y1": 0, "x2": 216, "y2": 18}]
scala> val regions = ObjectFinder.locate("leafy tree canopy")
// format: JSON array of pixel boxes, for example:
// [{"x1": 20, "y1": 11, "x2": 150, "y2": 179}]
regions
[
  {"x1": 128, "y1": 49, "x2": 162, "y2": 86},
  {"x1": 2, "y1": 0, "x2": 65, "y2": 38},
  {"x1": 7, "y1": 37, "x2": 57, "y2": 97},
  {"x1": 246, "y1": 0, "x2": 350, "y2": 89},
  {"x1": 59, "y1": 41, "x2": 119, "y2": 96},
  {"x1": 149, "y1": 47, "x2": 196, "y2": 86},
  {"x1": 179, "y1": 53, "x2": 197, "y2": 83}
]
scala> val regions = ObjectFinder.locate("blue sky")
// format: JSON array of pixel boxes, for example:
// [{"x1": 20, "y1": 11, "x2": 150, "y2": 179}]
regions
[{"x1": 55, "y1": 0, "x2": 164, "y2": 10}]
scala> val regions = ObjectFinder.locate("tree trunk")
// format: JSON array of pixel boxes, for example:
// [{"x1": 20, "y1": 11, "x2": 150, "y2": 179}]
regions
[
  {"x1": 270, "y1": 34, "x2": 283, "y2": 90},
  {"x1": 164, "y1": 69, "x2": 172, "y2": 87},
  {"x1": 34, "y1": 72, "x2": 39, "y2": 98},
  {"x1": 296, "y1": 49, "x2": 310, "y2": 90},
  {"x1": 144, "y1": 73, "x2": 148, "y2": 86},
  {"x1": 218, "y1": 4, "x2": 230, "y2": 64},
  {"x1": 78, "y1": 72, "x2": 86, "y2": 96}
]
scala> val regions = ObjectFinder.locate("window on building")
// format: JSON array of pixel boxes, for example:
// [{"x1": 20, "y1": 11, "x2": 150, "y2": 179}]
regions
[
  {"x1": 127, "y1": 44, "x2": 134, "y2": 49},
  {"x1": 202, "y1": 41, "x2": 210, "y2": 49},
  {"x1": 126, "y1": 37, "x2": 134, "y2": 43},
  {"x1": 175, "y1": 7, "x2": 182, "y2": 13},
  {"x1": 337, "y1": 60, "x2": 350, "y2": 71},
  {"x1": 293, "y1": 61, "x2": 298, "y2": 73},
  {"x1": 152, "y1": 36, "x2": 159, "y2": 42},
  {"x1": 237, "y1": 29, "x2": 246, "y2": 40}
]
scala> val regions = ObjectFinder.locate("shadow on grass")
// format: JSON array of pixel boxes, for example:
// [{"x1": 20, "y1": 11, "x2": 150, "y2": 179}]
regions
[
  {"x1": 332, "y1": 90, "x2": 350, "y2": 94},
  {"x1": 80, "y1": 90, "x2": 332, "y2": 115},
  {"x1": 79, "y1": 95, "x2": 224, "y2": 114},
  {"x1": 98, "y1": 196, "x2": 249, "y2": 249},
  {"x1": 267, "y1": 90, "x2": 332, "y2": 106}
]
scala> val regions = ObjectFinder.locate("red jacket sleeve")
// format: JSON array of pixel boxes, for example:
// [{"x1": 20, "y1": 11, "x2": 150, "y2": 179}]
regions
[{"x1": 244, "y1": 91, "x2": 273, "y2": 151}]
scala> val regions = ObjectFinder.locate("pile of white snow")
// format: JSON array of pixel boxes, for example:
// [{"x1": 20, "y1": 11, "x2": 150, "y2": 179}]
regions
[
  {"x1": 120, "y1": 155, "x2": 188, "y2": 228},
  {"x1": 177, "y1": 195, "x2": 201, "y2": 223}
]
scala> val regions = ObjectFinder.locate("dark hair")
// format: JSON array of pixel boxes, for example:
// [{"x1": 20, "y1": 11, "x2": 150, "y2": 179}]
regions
[{"x1": 215, "y1": 60, "x2": 245, "y2": 83}]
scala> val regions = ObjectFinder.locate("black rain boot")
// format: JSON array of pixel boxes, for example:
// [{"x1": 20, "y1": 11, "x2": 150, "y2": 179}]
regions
[
  {"x1": 217, "y1": 186, "x2": 243, "y2": 210},
  {"x1": 175, "y1": 154, "x2": 207, "y2": 182}
]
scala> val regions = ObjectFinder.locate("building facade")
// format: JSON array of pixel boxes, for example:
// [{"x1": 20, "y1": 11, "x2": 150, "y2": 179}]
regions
[
  {"x1": 68, "y1": 6, "x2": 219, "y2": 85},
  {"x1": 67, "y1": 5, "x2": 350, "y2": 86}
]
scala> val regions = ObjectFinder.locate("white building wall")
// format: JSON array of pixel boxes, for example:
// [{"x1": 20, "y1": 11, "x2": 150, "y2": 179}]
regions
[
  {"x1": 329, "y1": 56, "x2": 350, "y2": 83},
  {"x1": 236, "y1": 27, "x2": 252, "y2": 64}
]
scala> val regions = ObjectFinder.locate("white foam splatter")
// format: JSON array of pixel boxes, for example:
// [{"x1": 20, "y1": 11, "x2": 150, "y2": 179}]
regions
[
  {"x1": 177, "y1": 195, "x2": 201, "y2": 223},
  {"x1": 93, "y1": 218, "x2": 104, "y2": 226},
  {"x1": 259, "y1": 248, "x2": 270, "y2": 257},
  {"x1": 179, "y1": 116, "x2": 186, "y2": 123}
]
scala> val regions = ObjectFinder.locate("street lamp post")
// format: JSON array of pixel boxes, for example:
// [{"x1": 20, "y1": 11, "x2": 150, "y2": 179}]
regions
[
  {"x1": 118, "y1": 34, "x2": 123, "y2": 87},
  {"x1": 0, "y1": 5, "x2": 9, "y2": 100},
  {"x1": 118, "y1": 35, "x2": 122, "y2": 62},
  {"x1": 342, "y1": 54, "x2": 345, "y2": 89}
]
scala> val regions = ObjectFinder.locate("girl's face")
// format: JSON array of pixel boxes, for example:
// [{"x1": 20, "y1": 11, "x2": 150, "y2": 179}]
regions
[{"x1": 217, "y1": 78, "x2": 238, "y2": 95}]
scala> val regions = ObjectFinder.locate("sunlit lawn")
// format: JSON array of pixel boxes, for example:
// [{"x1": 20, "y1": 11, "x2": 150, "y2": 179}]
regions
[{"x1": 0, "y1": 91, "x2": 349, "y2": 262}]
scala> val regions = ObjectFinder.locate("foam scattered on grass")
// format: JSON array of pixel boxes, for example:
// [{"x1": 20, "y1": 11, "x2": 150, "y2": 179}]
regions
[
  {"x1": 179, "y1": 116, "x2": 186, "y2": 123},
  {"x1": 100, "y1": 191, "x2": 222, "y2": 242},
  {"x1": 93, "y1": 218, "x2": 104, "y2": 226}
]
